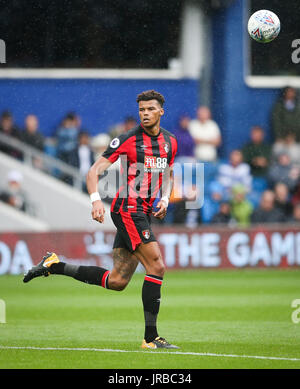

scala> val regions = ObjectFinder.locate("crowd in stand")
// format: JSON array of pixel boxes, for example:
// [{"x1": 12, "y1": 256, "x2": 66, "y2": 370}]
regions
[
  {"x1": 164, "y1": 86, "x2": 300, "y2": 227},
  {"x1": 1, "y1": 86, "x2": 300, "y2": 226}
]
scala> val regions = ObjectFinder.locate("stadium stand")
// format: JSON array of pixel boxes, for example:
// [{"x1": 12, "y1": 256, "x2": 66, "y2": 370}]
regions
[
  {"x1": 2, "y1": 98, "x2": 300, "y2": 229},
  {"x1": 0, "y1": 201, "x2": 49, "y2": 232},
  {"x1": 0, "y1": 147, "x2": 113, "y2": 231}
]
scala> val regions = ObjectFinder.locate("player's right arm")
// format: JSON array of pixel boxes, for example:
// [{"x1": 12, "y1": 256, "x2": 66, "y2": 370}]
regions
[
  {"x1": 86, "y1": 134, "x2": 132, "y2": 223},
  {"x1": 86, "y1": 156, "x2": 112, "y2": 223}
]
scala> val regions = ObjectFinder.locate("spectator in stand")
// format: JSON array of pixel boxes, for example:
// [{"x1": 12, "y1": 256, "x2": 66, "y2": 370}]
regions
[
  {"x1": 218, "y1": 149, "x2": 252, "y2": 197},
  {"x1": 271, "y1": 87, "x2": 300, "y2": 143},
  {"x1": 173, "y1": 115, "x2": 196, "y2": 193},
  {"x1": 173, "y1": 114, "x2": 195, "y2": 162},
  {"x1": 0, "y1": 110, "x2": 22, "y2": 160},
  {"x1": 251, "y1": 190, "x2": 286, "y2": 224},
  {"x1": 274, "y1": 182, "x2": 293, "y2": 219},
  {"x1": 242, "y1": 126, "x2": 271, "y2": 177},
  {"x1": 20, "y1": 114, "x2": 45, "y2": 171},
  {"x1": 109, "y1": 116, "x2": 137, "y2": 139},
  {"x1": 20, "y1": 114, "x2": 44, "y2": 151},
  {"x1": 0, "y1": 110, "x2": 20, "y2": 138},
  {"x1": 73, "y1": 131, "x2": 95, "y2": 192},
  {"x1": 288, "y1": 203, "x2": 300, "y2": 223},
  {"x1": 272, "y1": 132, "x2": 300, "y2": 167},
  {"x1": 162, "y1": 174, "x2": 183, "y2": 225},
  {"x1": 268, "y1": 152, "x2": 300, "y2": 193},
  {"x1": 188, "y1": 106, "x2": 221, "y2": 162},
  {"x1": 56, "y1": 112, "x2": 80, "y2": 165},
  {"x1": 0, "y1": 170, "x2": 29, "y2": 213},
  {"x1": 211, "y1": 202, "x2": 232, "y2": 225},
  {"x1": 291, "y1": 181, "x2": 300, "y2": 207},
  {"x1": 172, "y1": 184, "x2": 201, "y2": 228},
  {"x1": 202, "y1": 181, "x2": 226, "y2": 224},
  {"x1": 230, "y1": 184, "x2": 253, "y2": 227},
  {"x1": 91, "y1": 133, "x2": 111, "y2": 161}
]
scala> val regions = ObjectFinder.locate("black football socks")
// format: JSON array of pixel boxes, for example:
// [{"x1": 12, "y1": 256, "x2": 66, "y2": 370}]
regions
[
  {"x1": 51, "y1": 264, "x2": 163, "y2": 342},
  {"x1": 49, "y1": 262, "x2": 110, "y2": 289},
  {"x1": 142, "y1": 274, "x2": 163, "y2": 343}
]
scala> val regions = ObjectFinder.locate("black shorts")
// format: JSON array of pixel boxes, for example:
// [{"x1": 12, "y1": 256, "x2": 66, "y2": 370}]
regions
[{"x1": 111, "y1": 211, "x2": 156, "y2": 253}]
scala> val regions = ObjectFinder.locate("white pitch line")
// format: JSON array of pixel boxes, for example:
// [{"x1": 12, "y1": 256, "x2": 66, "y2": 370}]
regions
[{"x1": 0, "y1": 345, "x2": 300, "y2": 362}]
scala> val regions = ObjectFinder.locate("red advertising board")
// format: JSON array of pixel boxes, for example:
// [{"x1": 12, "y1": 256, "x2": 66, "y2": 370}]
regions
[{"x1": 1, "y1": 225, "x2": 300, "y2": 275}]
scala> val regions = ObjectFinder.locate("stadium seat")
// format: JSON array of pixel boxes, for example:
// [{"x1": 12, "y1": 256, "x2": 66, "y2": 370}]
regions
[
  {"x1": 247, "y1": 191, "x2": 262, "y2": 208},
  {"x1": 201, "y1": 196, "x2": 220, "y2": 224},
  {"x1": 204, "y1": 162, "x2": 219, "y2": 179},
  {"x1": 252, "y1": 177, "x2": 268, "y2": 192}
]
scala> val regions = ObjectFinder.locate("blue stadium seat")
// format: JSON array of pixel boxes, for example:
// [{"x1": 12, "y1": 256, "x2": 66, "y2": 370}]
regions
[
  {"x1": 247, "y1": 191, "x2": 262, "y2": 208},
  {"x1": 252, "y1": 177, "x2": 268, "y2": 192},
  {"x1": 201, "y1": 196, "x2": 220, "y2": 224},
  {"x1": 203, "y1": 162, "x2": 219, "y2": 179},
  {"x1": 44, "y1": 143, "x2": 57, "y2": 158}
]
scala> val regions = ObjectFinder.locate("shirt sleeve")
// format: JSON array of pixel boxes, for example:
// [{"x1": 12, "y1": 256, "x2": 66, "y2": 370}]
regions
[{"x1": 102, "y1": 134, "x2": 131, "y2": 163}]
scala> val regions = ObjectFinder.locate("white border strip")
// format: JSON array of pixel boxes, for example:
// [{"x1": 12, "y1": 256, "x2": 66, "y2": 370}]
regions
[
  {"x1": 245, "y1": 75, "x2": 300, "y2": 89},
  {"x1": 1, "y1": 345, "x2": 300, "y2": 362},
  {"x1": 0, "y1": 68, "x2": 184, "y2": 80}
]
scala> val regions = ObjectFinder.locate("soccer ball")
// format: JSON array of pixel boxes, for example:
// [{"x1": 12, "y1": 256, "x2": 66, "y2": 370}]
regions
[{"x1": 248, "y1": 10, "x2": 280, "y2": 43}]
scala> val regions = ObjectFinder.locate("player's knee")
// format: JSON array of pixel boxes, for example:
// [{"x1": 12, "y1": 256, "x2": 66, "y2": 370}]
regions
[
  {"x1": 108, "y1": 275, "x2": 128, "y2": 291},
  {"x1": 150, "y1": 257, "x2": 165, "y2": 277},
  {"x1": 115, "y1": 280, "x2": 128, "y2": 291},
  {"x1": 156, "y1": 262, "x2": 165, "y2": 277}
]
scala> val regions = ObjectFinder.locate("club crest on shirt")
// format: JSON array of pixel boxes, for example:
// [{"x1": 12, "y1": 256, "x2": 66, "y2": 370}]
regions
[
  {"x1": 110, "y1": 138, "x2": 120, "y2": 148},
  {"x1": 163, "y1": 142, "x2": 169, "y2": 153},
  {"x1": 142, "y1": 230, "x2": 150, "y2": 239}
]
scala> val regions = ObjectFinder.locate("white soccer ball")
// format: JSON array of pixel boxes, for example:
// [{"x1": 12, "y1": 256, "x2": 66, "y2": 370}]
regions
[{"x1": 248, "y1": 10, "x2": 280, "y2": 43}]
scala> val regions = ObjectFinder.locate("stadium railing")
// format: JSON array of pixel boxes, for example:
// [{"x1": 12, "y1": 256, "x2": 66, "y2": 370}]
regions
[
  {"x1": 0, "y1": 132, "x2": 85, "y2": 191},
  {"x1": 0, "y1": 132, "x2": 117, "y2": 201}
]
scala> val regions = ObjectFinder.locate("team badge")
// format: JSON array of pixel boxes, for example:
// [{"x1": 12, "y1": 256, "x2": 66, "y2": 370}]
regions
[
  {"x1": 163, "y1": 143, "x2": 169, "y2": 153},
  {"x1": 142, "y1": 230, "x2": 150, "y2": 239},
  {"x1": 110, "y1": 138, "x2": 120, "y2": 148}
]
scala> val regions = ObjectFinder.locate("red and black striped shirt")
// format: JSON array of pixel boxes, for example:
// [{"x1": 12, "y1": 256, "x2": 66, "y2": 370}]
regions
[{"x1": 102, "y1": 124, "x2": 178, "y2": 214}]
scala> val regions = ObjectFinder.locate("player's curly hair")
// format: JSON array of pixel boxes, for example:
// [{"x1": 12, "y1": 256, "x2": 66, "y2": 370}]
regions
[{"x1": 136, "y1": 90, "x2": 165, "y2": 107}]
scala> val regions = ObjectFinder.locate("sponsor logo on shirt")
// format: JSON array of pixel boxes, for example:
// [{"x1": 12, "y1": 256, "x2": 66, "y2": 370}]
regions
[{"x1": 144, "y1": 156, "x2": 167, "y2": 172}]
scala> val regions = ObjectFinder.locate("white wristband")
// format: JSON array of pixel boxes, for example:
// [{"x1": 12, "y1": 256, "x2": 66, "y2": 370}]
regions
[
  {"x1": 161, "y1": 196, "x2": 169, "y2": 207},
  {"x1": 90, "y1": 192, "x2": 101, "y2": 203}
]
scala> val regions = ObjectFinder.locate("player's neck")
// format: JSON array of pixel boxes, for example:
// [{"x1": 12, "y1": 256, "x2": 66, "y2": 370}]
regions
[{"x1": 141, "y1": 122, "x2": 160, "y2": 137}]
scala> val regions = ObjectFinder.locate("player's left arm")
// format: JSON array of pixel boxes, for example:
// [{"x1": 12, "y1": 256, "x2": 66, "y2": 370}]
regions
[
  {"x1": 153, "y1": 135, "x2": 177, "y2": 220},
  {"x1": 153, "y1": 165, "x2": 174, "y2": 220}
]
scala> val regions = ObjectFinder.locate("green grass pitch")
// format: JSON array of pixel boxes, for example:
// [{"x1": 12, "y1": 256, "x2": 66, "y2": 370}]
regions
[{"x1": 0, "y1": 269, "x2": 300, "y2": 369}]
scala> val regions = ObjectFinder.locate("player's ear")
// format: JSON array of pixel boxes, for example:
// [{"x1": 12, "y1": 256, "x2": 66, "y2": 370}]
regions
[{"x1": 160, "y1": 108, "x2": 164, "y2": 117}]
